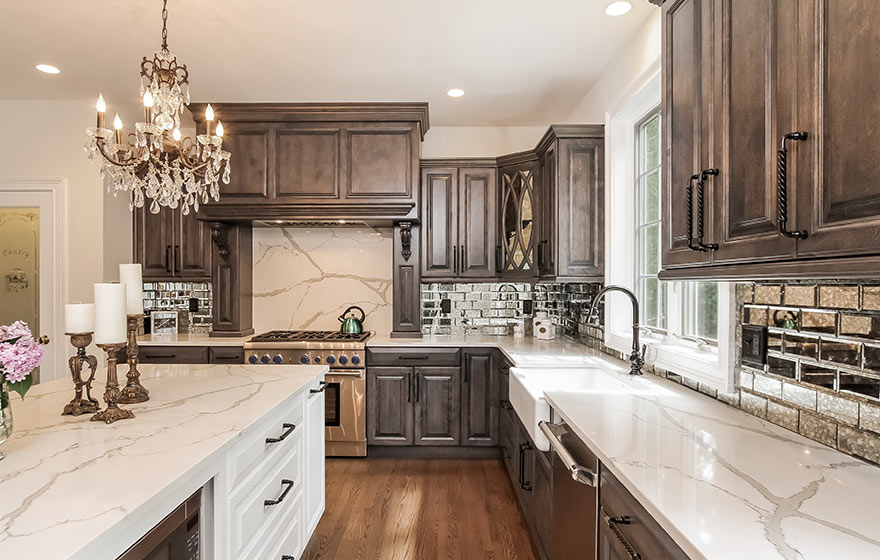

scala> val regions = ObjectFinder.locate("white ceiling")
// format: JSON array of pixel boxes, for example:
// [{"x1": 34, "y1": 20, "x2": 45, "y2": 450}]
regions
[{"x1": 1, "y1": 0, "x2": 655, "y2": 126}]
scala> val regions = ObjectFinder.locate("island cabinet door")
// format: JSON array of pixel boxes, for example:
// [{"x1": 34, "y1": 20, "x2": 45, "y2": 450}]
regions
[
  {"x1": 304, "y1": 381, "x2": 326, "y2": 536},
  {"x1": 461, "y1": 350, "x2": 498, "y2": 446},
  {"x1": 794, "y1": 0, "x2": 880, "y2": 259},
  {"x1": 367, "y1": 367, "x2": 414, "y2": 445},
  {"x1": 413, "y1": 366, "x2": 461, "y2": 446}
]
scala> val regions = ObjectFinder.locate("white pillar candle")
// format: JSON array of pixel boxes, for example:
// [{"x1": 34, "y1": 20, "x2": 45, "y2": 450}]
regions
[
  {"x1": 94, "y1": 283, "x2": 127, "y2": 344},
  {"x1": 119, "y1": 263, "x2": 144, "y2": 315},
  {"x1": 64, "y1": 303, "x2": 95, "y2": 334}
]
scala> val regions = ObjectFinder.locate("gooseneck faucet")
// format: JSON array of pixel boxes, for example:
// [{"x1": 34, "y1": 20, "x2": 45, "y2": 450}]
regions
[{"x1": 587, "y1": 285, "x2": 645, "y2": 376}]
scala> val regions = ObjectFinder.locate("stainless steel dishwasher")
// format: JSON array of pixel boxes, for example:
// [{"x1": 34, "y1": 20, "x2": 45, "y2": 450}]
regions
[{"x1": 540, "y1": 417, "x2": 600, "y2": 560}]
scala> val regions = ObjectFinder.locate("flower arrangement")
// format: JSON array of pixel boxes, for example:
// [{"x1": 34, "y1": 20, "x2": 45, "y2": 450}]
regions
[{"x1": 0, "y1": 321, "x2": 47, "y2": 399}]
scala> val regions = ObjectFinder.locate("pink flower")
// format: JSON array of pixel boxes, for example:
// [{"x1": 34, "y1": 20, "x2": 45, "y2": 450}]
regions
[{"x1": 0, "y1": 321, "x2": 44, "y2": 384}]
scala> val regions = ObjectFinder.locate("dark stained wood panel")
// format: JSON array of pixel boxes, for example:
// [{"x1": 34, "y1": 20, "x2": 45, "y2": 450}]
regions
[
  {"x1": 134, "y1": 207, "x2": 174, "y2": 279},
  {"x1": 420, "y1": 169, "x2": 457, "y2": 277},
  {"x1": 219, "y1": 125, "x2": 270, "y2": 199},
  {"x1": 348, "y1": 128, "x2": 413, "y2": 198},
  {"x1": 176, "y1": 209, "x2": 212, "y2": 279},
  {"x1": 367, "y1": 367, "x2": 414, "y2": 445},
  {"x1": 414, "y1": 366, "x2": 461, "y2": 446},
  {"x1": 302, "y1": 458, "x2": 537, "y2": 560},
  {"x1": 459, "y1": 167, "x2": 497, "y2": 278},
  {"x1": 275, "y1": 128, "x2": 340, "y2": 198},
  {"x1": 556, "y1": 138, "x2": 604, "y2": 278},
  {"x1": 461, "y1": 351, "x2": 498, "y2": 446}
]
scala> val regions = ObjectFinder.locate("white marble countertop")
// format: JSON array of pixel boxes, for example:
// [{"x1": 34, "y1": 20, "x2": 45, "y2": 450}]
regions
[
  {"x1": 137, "y1": 333, "x2": 251, "y2": 346},
  {"x1": 0, "y1": 362, "x2": 326, "y2": 560},
  {"x1": 368, "y1": 333, "x2": 603, "y2": 368},
  {"x1": 543, "y1": 365, "x2": 880, "y2": 560}
]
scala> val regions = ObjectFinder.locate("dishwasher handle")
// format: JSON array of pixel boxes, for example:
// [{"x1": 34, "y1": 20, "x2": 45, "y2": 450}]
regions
[{"x1": 539, "y1": 420, "x2": 597, "y2": 487}]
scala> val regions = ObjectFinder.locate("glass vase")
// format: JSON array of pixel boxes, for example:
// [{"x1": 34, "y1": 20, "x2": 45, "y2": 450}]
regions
[{"x1": 0, "y1": 379, "x2": 12, "y2": 461}]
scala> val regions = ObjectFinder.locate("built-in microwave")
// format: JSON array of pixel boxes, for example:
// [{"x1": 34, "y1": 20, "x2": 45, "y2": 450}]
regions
[{"x1": 118, "y1": 488, "x2": 201, "y2": 560}]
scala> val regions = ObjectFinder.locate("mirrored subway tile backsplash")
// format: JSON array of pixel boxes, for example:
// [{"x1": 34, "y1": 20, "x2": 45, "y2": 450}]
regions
[
  {"x1": 420, "y1": 282, "x2": 602, "y2": 338},
  {"x1": 142, "y1": 282, "x2": 213, "y2": 334}
]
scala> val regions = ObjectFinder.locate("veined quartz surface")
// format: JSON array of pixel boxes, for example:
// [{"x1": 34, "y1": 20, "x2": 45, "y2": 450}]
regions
[
  {"x1": 544, "y1": 367, "x2": 880, "y2": 560},
  {"x1": 368, "y1": 333, "x2": 606, "y2": 368},
  {"x1": 0, "y1": 363, "x2": 326, "y2": 560},
  {"x1": 138, "y1": 333, "x2": 250, "y2": 346}
]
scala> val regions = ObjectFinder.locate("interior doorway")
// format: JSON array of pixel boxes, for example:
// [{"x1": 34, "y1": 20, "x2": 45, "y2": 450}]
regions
[{"x1": 0, "y1": 181, "x2": 67, "y2": 383}]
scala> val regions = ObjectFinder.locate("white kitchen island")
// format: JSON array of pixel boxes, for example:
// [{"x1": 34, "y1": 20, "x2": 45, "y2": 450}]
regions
[{"x1": 0, "y1": 362, "x2": 327, "y2": 560}]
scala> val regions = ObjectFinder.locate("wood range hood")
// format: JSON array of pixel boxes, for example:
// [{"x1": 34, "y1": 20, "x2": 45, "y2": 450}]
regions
[{"x1": 188, "y1": 102, "x2": 429, "y2": 225}]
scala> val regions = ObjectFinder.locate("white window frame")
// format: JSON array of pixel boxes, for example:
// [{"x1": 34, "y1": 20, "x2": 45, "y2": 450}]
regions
[{"x1": 604, "y1": 64, "x2": 735, "y2": 393}]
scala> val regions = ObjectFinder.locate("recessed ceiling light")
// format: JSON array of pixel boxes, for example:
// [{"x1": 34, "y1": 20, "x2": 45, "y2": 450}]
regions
[
  {"x1": 605, "y1": 1, "x2": 632, "y2": 16},
  {"x1": 35, "y1": 64, "x2": 61, "y2": 74},
  {"x1": 446, "y1": 88, "x2": 465, "y2": 98}
]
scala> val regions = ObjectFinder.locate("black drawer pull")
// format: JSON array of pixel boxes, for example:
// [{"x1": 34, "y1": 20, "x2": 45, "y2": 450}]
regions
[
  {"x1": 500, "y1": 399, "x2": 513, "y2": 410},
  {"x1": 604, "y1": 513, "x2": 640, "y2": 559},
  {"x1": 264, "y1": 479, "x2": 295, "y2": 506},
  {"x1": 266, "y1": 423, "x2": 296, "y2": 444},
  {"x1": 146, "y1": 354, "x2": 176, "y2": 360},
  {"x1": 398, "y1": 355, "x2": 429, "y2": 361},
  {"x1": 777, "y1": 132, "x2": 809, "y2": 239},
  {"x1": 696, "y1": 169, "x2": 719, "y2": 251},
  {"x1": 686, "y1": 174, "x2": 701, "y2": 252},
  {"x1": 519, "y1": 442, "x2": 533, "y2": 491},
  {"x1": 213, "y1": 355, "x2": 242, "y2": 361},
  {"x1": 282, "y1": 556, "x2": 295, "y2": 560},
  {"x1": 310, "y1": 381, "x2": 328, "y2": 394}
]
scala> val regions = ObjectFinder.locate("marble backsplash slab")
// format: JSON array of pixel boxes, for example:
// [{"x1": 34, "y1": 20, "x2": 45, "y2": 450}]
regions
[{"x1": 252, "y1": 227, "x2": 393, "y2": 334}]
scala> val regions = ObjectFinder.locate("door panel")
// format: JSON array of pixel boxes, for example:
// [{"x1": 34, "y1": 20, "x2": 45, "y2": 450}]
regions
[
  {"x1": 712, "y1": 0, "x2": 797, "y2": 263},
  {"x1": 461, "y1": 351, "x2": 498, "y2": 446},
  {"x1": 662, "y1": 0, "x2": 713, "y2": 268},
  {"x1": 556, "y1": 138, "x2": 604, "y2": 277},
  {"x1": 347, "y1": 126, "x2": 415, "y2": 199},
  {"x1": 216, "y1": 124, "x2": 271, "y2": 202},
  {"x1": 414, "y1": 366, "x2": 460, "y2": 445},
  {"x1": 797, "y1": 0, "x2": 880, "y2": 257},
  {"x1": 538, "y1": 146, "x2": 557, "y2": 277},
  {"x1": 275, "y1": 127, "x2": 341, "y2": 198},
  {"x1": 367, "y1": 367, "x2": 413, "y2": 445},
  {"x1": 420, "y1": 169, "x2": 457, "y2": 277},
  {"x1": 176, "y1": 210, "x2": 212, "y2": 279},
  {"x1": 458, "y1": 168, "x2": 497, "y2": 278},
  {"x1": 134, "y1": 207, "x2": 175, "y2": 279}
]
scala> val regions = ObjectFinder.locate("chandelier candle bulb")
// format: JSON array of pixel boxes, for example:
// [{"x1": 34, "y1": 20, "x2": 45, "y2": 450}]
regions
[
  {"x1": 113, "y1": 113, "x2": 123, "y2": 144},
  {"x1": 93, "y1": 283, "x2": 127, "y2": 344},
  {"x1": 215, "y1": 121, "x2": 224, "y2": 138},
  {"x1": 172, "y1": 128, "x2": 181, "y2": 142},
  {"x1": 205, "y1": 104, "x2": 214, "y2": 135},
  {"x1": 143, "y1": 91, "x2": 154, "y2": 123},
  {"x1": 96, "y1": 94, "x2": 106, "y2": 128},
  {"x1": 119, "y1": 264, "x2": 144, "y2": 315},
  {"x1": 65, "y1": 303, "x2": 95, "y2": 334}
]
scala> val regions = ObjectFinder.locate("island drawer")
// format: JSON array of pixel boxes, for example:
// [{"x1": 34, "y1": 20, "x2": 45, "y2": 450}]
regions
[
  {"x1": 247, "y1": 487, "x2": 305, "y2": 560},
  {"x1": 229, "y1": 394, "x2": 305, "y2": 491},
  {"x1": 367, "y1": 346, "x2": 461, "y2": 366},
  {"x1": 138, "y1": 346, "x2": 209, "y2": 363},
  {"x1": 230, "y1": 433, "x2": 304, "y2": 560},
  {"x1": 209, "y1": 347, "x2": 245, "y2": 364}
]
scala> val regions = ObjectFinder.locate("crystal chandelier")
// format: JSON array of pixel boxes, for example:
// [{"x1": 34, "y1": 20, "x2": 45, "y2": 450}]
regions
[{"x1": 84, "y1": 0, "x2": 230, "y2": 215}]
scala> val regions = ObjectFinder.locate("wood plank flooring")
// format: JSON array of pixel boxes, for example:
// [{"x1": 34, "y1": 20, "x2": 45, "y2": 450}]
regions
[{"x1": 302, "y1": 458, "x2": 537, "y2": 560}]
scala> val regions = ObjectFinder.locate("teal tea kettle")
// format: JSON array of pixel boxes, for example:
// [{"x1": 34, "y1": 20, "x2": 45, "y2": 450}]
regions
[{"x1": 338, "y1": 305, "x2": 366, "y2": 334}]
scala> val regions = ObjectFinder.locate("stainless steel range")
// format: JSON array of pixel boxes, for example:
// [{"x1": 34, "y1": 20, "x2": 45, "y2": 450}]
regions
[{"x1": 244, "y1": 330, "x2": 370, "y2": 457}]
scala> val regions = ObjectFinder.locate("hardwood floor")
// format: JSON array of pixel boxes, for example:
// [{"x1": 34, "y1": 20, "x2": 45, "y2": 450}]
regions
[{"x1": 302, "y1": 458, "x2": 537, "y2": 560}]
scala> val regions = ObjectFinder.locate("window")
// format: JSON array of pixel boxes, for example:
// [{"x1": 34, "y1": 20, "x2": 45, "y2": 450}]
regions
[{"x1": 605, "y1": 68, "x2": 735, "y2": 392}]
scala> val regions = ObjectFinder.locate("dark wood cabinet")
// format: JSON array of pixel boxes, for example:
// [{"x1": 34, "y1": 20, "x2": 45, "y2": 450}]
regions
[
  {"x1": 662, "y1": 0, "x2": 880, "y2": 279},
  {"x1": 421, "y1": 162, "x2": 497, "y2": 279},
  {"x1": 498, "y1": 158, "x2": 540, "y2": 278},
  {"x1": 134, "y1": 207, "x2": 211, "y2": 281},
  {"x1": 413, "y1": 366, "x2": 461, "y2": 445},
  {"x1": 536, "y1": 127, "x2": 605, "y2": 279},
  {"x1": 367, "y1": 366, "x2": 414, "y2": 446},
  {"x1": 532, "y1": 448, "x2": 553, "y2": 560},
  {"x1": 461, "y1": 350, "x2": 498, "y2": 446}
]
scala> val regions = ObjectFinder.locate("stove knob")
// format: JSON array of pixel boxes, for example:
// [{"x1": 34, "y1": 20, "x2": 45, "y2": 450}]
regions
[
  {"x1": 338, "y1": 355, "x2": 348, "y2": 365},
  {"x1": 351, "y1": 355, "x2": 361, "y2": 365},
  {"x1": 300, "y1": 354, "x2": 310, "y2": 364},
  {"x1": 248, "y1": 354, "x2": 259, "y2": 364},
  {"x1": 314, "y1": 356, "x2": 322, "y2": 363},
  {"x1": 261, "y1": 354, "x2": 271, "y2": 364},
  {"x1": 326, "y1": 355, "x2": 336, "y2": 365},
  {"x1": 273, "y1": 355, "x2": 283, "y2": 364}
]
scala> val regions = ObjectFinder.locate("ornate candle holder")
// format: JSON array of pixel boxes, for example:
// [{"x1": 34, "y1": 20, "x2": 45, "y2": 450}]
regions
[
  {"x1": 118, "y1": 314, "x2": 149, "y2": 404},
  {"x1": 91, "y1": 342, "x2": 135, "y2": 424},
  {"x1": 62, "y1": 333, "x2": 100, "y2": 416}
]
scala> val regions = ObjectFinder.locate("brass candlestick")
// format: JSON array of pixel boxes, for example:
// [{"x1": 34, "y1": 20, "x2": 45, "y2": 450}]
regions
[
  {"x1": 118, "y1": 314, "x2": 149, "y2": 404},
  {"x1": 91, "y1": 342, "x2": 135, "y2": 424},
  {"x1": 62, "y1": 333, "x2": 100, "y2": 416}
]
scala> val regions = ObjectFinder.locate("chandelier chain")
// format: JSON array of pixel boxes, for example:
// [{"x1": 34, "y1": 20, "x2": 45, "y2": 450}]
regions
[{"x1": 161, "y1": 0, "x2": 169, "y2": 50}]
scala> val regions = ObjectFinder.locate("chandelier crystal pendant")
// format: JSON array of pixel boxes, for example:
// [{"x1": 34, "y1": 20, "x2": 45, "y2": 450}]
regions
[{"x1": 84, "y1": 0, "x2": 229, "y2": 215}]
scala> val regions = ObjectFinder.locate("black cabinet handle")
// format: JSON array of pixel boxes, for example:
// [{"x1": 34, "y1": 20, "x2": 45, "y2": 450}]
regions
[
  {"x1": 213, "y1": 354, "x2": 242, "y2": 361},
  {"x1": 603, "y1": 513, "x2": 640, "y2": 560},
  {"x1": 453, "y1": 246, "x2": 458, "y2": 275},
  {"x1": 398, "y1": 355, "x2": 429, "y2": 361},
  {"x1": 460, "y1": 245, "x2": 466, "y2": 273},
  {"x1": 519, "y1": 442, "x2": 533, "y2": 491},
  {"x1": 310, "y1": 381, "x2": 328, "y2": 394},
  {"x1": 686, "y1": 174, "x2": 702, "y2": 252},
  {"x1": 495, "y1": 245, "x2": 502, "y2": 272},
  {"x1": 777, "y1": 132, "x2": 809, "y2": 239},
  {"x1": 265, "y1": 422, "x2": 296, "y2": 444},
  {"x1": 407, "y1": 372, "x2": 412, "y2": 403},
  {"x1": 282, "y1": 556, "x2": 295, "y2": 560},
  {"x1": 175, "y1": 244, "x2": 181, "y2": 274},
  {"x1": 415, "y1": 372, "x2": 421, "y2": 402},
  {"x1": 264, "y1": 479, "x2": 295, "y2": 506},
  {"x1": 164, "y1": 245, "x2": 172, "y2": 273},
  {"x1": 696, "y1": 169, "x2": 719, "y2": 251},
  {"x1": 146, "y1": 353, "x2": 176, "y2": 360}
]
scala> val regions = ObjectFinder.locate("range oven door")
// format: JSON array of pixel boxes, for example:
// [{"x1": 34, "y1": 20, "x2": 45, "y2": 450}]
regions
[{"x1": 324, "y1": 369, "x2": 366, "y2": 457}]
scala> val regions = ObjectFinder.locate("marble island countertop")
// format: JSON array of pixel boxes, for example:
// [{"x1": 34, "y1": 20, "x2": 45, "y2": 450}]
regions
[
  {"x1": 542, "y1": 365, "x2": 880, "y2": 560},
  {"x1": 0, "y1": 362, "x2": 326, "y2": 560}
]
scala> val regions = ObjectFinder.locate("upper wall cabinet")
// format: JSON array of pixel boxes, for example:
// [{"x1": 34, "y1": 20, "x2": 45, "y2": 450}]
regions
[
  {"x1": 189, "y1": 103, "x2": 428, "y2": 223},
  {"x1": 498, "y1": 155, "x2": 540, "y2": 278},
  {"x1": 661, "y1": 0, "x2": 880, "y2": 279},
  {"x1": 421, "y1": 162, "x2": 497, "y2": 279},
  {"x1": 134, "y1": 206, "x2": 212, "y2": 281}
]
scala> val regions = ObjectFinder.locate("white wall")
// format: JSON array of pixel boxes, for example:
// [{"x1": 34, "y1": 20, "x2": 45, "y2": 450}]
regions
[
  {"x1": 422, "y1": 126, "x2": 547, "y2": 158},
  {"x1": 565, "y1": 10, "x2": 661, "y2": 123},
  {"x1": 0, "y1": 100, "x2": 132, "y2": 301}
]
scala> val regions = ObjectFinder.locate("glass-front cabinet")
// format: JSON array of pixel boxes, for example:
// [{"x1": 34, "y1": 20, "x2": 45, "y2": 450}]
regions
[{"x1": 498, "y1": 161, "x2": 538, "y2": 276}]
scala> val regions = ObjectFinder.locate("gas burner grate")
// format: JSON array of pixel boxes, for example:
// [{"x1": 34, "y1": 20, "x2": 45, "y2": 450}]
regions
[{"x1": 249, "y1": 330, "x2": 371, "y2": 343}]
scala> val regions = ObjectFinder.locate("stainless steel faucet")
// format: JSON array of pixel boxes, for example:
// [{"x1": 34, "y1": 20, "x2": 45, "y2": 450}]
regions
[{"x1": 587, "y1": 285, "x2": 645, "y2": 376}]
